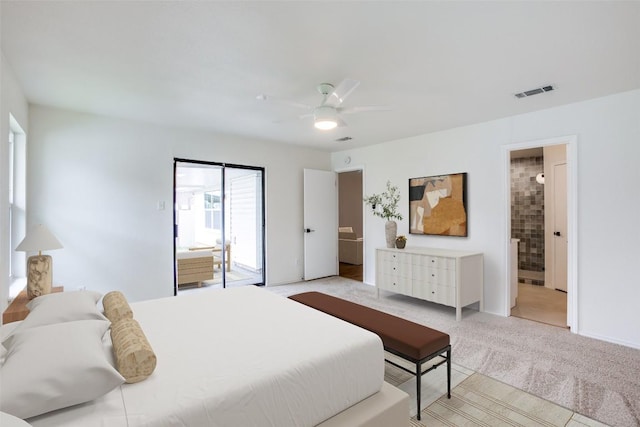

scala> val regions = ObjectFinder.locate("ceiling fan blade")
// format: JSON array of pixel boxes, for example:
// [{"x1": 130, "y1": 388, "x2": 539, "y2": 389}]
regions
[
  {"x1": 339, "y1": 105, "x2": 393, "y2": 115},
  {"x1": 336, "y1": 116, "x2": 348, "y2": 127},
  {"x1": 324, "y1": 79, "x2": 360, "y2": 107},
  {"x1": 256, "y1": 94, "x2": 313, "y2": 111}
]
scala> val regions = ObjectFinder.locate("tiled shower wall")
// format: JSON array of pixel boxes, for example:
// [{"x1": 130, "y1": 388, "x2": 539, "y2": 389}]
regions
[{"x1": 511, "y1": 156, "x2": 545, "y2": 274}]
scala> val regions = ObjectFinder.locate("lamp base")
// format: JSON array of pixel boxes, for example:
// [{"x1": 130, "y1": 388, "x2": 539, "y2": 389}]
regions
[{"x1": 26, "y1": 255, "x2": 53, "y2": 300}]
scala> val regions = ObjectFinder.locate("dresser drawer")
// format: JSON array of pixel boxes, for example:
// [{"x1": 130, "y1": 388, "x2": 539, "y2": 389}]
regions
[
  {"x1": 413, "y1": 266, "x2": 455, "y2": 287},
  {"x1": 432, "y1": 285, "x2": 456, "y2": 306},
  {"x1": 422, "y1": 256, "x2": 455, "y2": 270},
  {"x1": 412, "y1": 281, "x2": 434, "y2": 300},
  {"x1": 380, "y1": 251, "x2": 412, "y2": 266},
  {"x1": 378, "y1": 251, "x2": 412, "y2": 278},
  {"x1": 378, "y1": 274, "x2": 412, "y2": 295}
]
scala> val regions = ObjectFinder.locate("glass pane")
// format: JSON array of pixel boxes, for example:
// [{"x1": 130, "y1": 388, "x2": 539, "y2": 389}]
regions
[{"x1": 224, "y1": 166, "x2": 264, "y2": 287}]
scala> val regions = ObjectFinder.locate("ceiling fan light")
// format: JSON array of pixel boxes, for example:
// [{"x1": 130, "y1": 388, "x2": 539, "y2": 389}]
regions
[
  {"x1": 314, "y1": 106, "x2": 338, "y2": 130},
  {"x1": 314, "y1": 119, "x2": 338, "y2": 130}
]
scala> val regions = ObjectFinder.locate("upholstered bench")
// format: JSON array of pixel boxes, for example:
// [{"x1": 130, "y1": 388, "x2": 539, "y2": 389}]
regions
[{"x1": 288, "y1": 291, "x2": 451, "y2": 420}]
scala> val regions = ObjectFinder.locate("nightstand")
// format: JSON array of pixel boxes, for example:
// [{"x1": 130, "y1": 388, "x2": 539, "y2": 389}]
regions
[{"x1": 2, "y1": 286, "x2": 64, "y2": 324}]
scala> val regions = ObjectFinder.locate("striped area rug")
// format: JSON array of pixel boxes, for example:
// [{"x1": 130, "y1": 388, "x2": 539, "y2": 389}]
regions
[
  {"x1": 384, "y1": 365, "x2": 607, "y2": 426},
  {"x1": 413, "y1": 373, "x2": 575, "y2": 426}
]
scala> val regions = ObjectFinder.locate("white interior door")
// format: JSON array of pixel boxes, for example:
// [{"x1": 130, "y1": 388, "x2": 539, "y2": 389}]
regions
[
  {"x1": 553, "y1": 163, "x2": 568, "y2": 292},
  {"x1": 303, "y1": 169, "x2": 338, "y2": 280}
]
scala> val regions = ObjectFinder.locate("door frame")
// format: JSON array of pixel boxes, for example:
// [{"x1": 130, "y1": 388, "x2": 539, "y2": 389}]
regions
[
  {"x1": 173, "y1": 158, "x2": 266, "y2": 295},
  {"x1": 502, "y1": 135, "x2": 578, "y2": 332}
]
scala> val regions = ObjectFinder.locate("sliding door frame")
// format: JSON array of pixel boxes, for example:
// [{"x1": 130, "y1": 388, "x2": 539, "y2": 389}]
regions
[{"x1": 173, "y1": 158, "x2": 266, "y2": 295}]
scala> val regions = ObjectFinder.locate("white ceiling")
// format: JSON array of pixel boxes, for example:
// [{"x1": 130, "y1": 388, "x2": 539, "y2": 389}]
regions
[{"x1": 2, "y1": 1, "x2": 639, "y2": 152}]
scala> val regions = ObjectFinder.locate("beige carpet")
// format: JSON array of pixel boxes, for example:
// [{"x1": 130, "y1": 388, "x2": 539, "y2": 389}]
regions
[{"x1": 267, "y1": 277, "x2": 640, "y2": 426}]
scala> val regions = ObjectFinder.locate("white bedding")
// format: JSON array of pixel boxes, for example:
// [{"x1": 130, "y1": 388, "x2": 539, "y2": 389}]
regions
[{"x1": 28, "y1": 286, "x2": 384, "y2": 427}]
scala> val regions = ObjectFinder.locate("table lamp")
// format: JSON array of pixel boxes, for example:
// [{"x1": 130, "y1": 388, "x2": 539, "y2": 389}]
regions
[{"x1": 15, "y1": 224, "x2": 63, "y2": 299}]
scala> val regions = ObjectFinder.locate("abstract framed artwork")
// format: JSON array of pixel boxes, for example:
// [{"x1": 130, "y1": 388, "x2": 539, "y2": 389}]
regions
[{"x1": 409, "y1": 173, "x2": 468, "y2": 237}]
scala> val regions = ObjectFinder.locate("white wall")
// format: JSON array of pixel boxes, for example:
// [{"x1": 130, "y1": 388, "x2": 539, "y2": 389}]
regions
[
  {"x1": 27, "y1": 105, "x2": 331, "y2": 303},
  {"x1": 0, "y1": 52, "x2": 29, "y2": 317},
  {"x1": 332, "y1": 89, "x2": 640, "y2": 349}
]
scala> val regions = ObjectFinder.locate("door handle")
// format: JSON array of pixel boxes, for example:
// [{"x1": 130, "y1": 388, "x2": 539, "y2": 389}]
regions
[
  {"x1": 304, "y1": 228, "x2": 315, "y2": 233},
  {"x1": 554, "y1": 231, "x2": 561, "y2": 236}
]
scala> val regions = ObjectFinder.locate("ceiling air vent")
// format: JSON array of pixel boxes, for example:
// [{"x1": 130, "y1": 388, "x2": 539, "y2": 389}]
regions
[
  {"x1": 515, "y1": 85, "x2": 554, "y2": 99},
  {"x1": 335, "y1": 136, "x2": 353, "y2": 142}
]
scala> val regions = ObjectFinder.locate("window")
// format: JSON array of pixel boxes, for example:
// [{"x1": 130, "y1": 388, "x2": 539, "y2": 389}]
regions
[
  {"x1": 8, "y1": 114, "x2": 27, "y2": 287},
  {"x1": 204, "y1": 191, "x2": 221, "y2": 230},
  {"x1": 8, "y1": 129, "x2": 14, "y2": 204},
  {"x1": 8, "y1": 129, "x2": 15, "y2": 278}
]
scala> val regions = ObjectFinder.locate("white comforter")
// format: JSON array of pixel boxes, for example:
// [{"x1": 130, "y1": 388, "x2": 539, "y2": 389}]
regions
[{"x1": 28, "y1": 286, "x2": 384, "y2": 427}]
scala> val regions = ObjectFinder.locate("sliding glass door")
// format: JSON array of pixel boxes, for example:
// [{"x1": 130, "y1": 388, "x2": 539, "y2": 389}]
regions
[{"x1": 174, "y1": 159, "x2": 265, "y2": 294}]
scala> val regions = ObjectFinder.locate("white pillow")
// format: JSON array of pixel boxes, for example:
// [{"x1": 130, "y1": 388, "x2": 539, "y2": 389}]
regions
[
  {"x1": 0, "y1": 319, "x2": 125, "y2": 419},
  {"x1": 2, "y1": 290, "x2": 106, "y2": 345},
  {"x1": 0, "y1": 322, "x2": 21, "y2": 365}
]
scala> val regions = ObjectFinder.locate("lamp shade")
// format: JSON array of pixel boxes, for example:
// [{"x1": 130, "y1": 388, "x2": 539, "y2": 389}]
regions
[
  {"x1": 314, "y1": 106, "x2": 338, "y2": 130},
  {"x1": 15, "y1": 224, "x2": 63, "y2": 252}
]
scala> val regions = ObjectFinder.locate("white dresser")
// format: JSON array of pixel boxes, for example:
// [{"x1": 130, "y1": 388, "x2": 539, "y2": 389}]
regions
[{"x1": 376, "y1": 247, "x2": 484, "y2": 320}]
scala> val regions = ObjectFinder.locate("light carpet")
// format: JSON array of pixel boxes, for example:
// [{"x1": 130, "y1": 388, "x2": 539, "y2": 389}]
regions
[{"x1": 267, "y1": 277, "x2": 640, "y2": 426}]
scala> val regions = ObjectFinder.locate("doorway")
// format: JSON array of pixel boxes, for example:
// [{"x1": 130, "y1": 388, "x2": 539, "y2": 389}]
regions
[
  {"x1": 504, "y1": 136, "x2": 577, "y2": 331},
  {"x1": 338, "y1": 169, "x2": 363, "y2": 282},
  {"x1": 173, "y1": 159, "x2": 265, "y2": 294}
]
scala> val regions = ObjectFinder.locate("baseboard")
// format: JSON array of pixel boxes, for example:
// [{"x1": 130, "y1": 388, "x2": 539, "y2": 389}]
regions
[{"x1": 578, "y1": 330, "x2": 640, "y2": 350}]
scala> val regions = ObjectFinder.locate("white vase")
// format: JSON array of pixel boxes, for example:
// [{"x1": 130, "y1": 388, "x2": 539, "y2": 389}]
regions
[{"x1": 385, "y1": 220, "x2": 397, "y2": 248}]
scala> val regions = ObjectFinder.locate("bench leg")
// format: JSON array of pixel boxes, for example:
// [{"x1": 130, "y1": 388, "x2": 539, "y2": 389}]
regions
[
  {"x1": 447, "y1": 346, "x2": 451, "y2": 398},
  {"x1": 416, "y1": 360, "x2": 422, "y2": 420}
]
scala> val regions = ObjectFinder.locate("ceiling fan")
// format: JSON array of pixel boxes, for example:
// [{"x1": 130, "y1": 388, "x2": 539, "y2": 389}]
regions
[{"x1": 257, "y1": 79, "x2": 392, "y2": 130}]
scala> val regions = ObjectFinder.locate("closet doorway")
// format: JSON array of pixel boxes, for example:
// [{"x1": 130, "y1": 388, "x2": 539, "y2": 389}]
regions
[
  {"x1": 337, "y1": 169, "x2": 364, "y2": 282},
  {"x1": 173, "y1": 159, "x2": 265, "y2": 294}
]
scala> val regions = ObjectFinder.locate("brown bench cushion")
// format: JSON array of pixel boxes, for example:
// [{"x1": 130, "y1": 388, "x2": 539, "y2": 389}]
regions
[{"x1": 289, "y1": 292, "x2": 449, "y2": 361}]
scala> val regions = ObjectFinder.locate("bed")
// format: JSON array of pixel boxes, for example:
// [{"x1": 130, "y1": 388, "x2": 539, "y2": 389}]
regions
[{"x1": 1, "y1": 286, "x2": 408, "y2": 426}]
